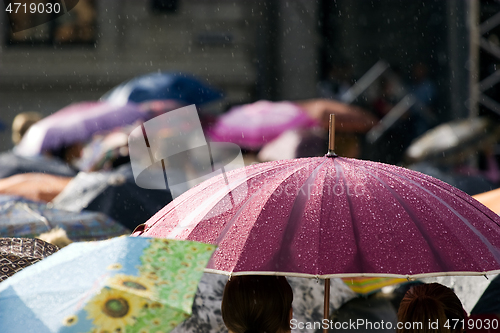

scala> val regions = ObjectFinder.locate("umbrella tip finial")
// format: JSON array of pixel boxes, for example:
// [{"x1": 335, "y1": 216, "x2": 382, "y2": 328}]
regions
[{"x1": 327, "y1": 114, "x2": 337, "y2": 157}]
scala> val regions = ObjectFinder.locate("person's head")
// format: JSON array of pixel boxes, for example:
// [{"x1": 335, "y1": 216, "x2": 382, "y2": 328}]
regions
[
  {"x1": 221, "y1": 275, "x2": 293, "y2": 333},
  {"x1": 397, "y1": 283, "x2": 466, "y2": 333},
  {"x1": 12, "y1": 111, "x2": 42, "y2": 145}
]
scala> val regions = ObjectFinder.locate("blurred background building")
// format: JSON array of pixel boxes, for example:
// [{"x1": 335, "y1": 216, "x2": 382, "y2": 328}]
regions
[{"x1": 1, "y1": 0, "x2": 499, "y2": 157}]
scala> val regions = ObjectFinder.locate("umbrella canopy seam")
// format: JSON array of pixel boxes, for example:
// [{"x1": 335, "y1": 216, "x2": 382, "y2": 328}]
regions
[
  {"x1": 144, "y1": 158, "x2": 322, "y2": 234},
  {"x1": 390, "y1": 171, "x2": 500, "y2": 265},
  {"x1": 361, "y1": 160, "x2": 500, "y2": 261},
  {"x1": 273, "y1": 159, "x2": 328, "y2": 275},
  {"x1": 334, "y1": 158, "x2": 368, "y2": 274},
  {"x1": 358, "y1": 163, "x2": 453, "y2": 272},
  {"x1": 201, "y1": 159, "x2": 327, "y2": 272}
]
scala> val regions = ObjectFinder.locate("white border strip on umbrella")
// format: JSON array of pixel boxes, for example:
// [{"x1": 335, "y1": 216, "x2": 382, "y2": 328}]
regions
[{"x1": 204, "y1": 268, "x2": 500, "y2": 280}]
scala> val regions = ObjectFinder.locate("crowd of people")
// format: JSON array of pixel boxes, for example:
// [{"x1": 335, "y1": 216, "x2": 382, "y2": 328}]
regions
[
  {"x1": 221, "y1": 276, "x2": 473, "y2": 333},
  {"x1": 1, "y1": 70, "x2": 499, "y2": 332}
]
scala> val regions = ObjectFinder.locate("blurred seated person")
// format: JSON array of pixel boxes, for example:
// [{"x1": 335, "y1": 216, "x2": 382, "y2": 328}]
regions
[
  {"x1": 397, "y1": 283, "x2": 466, "y2": 333},
  {"x1": 221, "y1": 275, "x2": 293, "y2": 333},
  {"x1": 371, "y1": 70, "x2": 407, "y2": 119}
]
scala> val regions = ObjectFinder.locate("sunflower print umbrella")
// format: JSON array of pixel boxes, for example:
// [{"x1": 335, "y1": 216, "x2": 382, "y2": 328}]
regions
[{"x1": 0, "y1": 236, "x2": 216, "y2": 333}]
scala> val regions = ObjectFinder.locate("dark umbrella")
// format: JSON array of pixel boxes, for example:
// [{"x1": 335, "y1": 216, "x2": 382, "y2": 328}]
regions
[
  {"x1": 101, "y1": 72, "x2": 223, "y2": 106},
  {"x1": 409, "y1": 162, "x2": 496, "y2": 196},
  {"x1": 471, "y1": 275, "x2": 500, "y2": 315},
  {"x1": 0, "y1": 151, "x2": 77, "y2": 179},
  {"x1": 52, "y1": 164, "x2": 173, "y2": 230},
  {"x1": 0, "y1": 237, "x2": 58, "y2": 282},
  {"x1": 0, "y1": 195, "x2": 130, "y2": 241},
  {"x1": 468, "y1": 275, "x2": 500, "y2": 333}
]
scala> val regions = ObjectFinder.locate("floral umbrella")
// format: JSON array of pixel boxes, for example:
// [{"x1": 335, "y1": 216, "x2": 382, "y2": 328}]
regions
[{"x1": 0, "y1": 237, "x2": 216, "y2": 333}]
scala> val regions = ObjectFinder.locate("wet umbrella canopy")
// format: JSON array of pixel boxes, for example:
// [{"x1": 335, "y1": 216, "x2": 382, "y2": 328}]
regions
[
  {"x1": 134, "y1": 155, "x2": 500, "y2": 278},
  {"x1": 405, "y1": 117, "x2": 500, "y2": 164},
  {"x1": 207, "y1": 100, "x2": 317, "y2": 150},
  {"x1": 4, "y1": 1, "x2": 500, "y2": 331}
]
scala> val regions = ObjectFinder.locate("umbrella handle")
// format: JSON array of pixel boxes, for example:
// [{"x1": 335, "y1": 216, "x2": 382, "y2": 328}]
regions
[
  {"x1": 327, "y1": 115, "x2": 337, "y2": 157},
  {"x1": 323, "y1": 278, "x2": 330, "y2": 333}
]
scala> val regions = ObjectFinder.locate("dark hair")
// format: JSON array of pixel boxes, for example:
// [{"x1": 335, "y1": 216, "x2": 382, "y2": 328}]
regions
[
  {"x1": 221, "y1": 275, "x2": 293, "y2": 333},
  {"x1": 397, "y1": 283, "x2": 465, "y2": 333}
]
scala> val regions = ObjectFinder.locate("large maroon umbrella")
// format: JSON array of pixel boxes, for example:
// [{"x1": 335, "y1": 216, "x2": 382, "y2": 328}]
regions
[
  {"x1": 133, "y1": 116, "x2": 500, "y2": 330},
  {"x1": 133, "y1": 154, "x2": 500, "y2": 278}
]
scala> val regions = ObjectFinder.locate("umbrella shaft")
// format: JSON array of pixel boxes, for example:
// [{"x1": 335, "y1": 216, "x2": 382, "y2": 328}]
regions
[{"x1": 323, "y1": 278, "x2": 330, "y2": 333}]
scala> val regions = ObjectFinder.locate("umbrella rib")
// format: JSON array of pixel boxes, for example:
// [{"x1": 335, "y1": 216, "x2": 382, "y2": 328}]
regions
[
  {"x1": 271, "y1": 159, "x2": 329, "y2": 274},
  {"x1": 363, "y1": 161, "x2": 500, "y2": 234},
  {"x1": 356, "y1": 164, "x2": 453, "y2": 272},
  {"x1": 206, "y1": 158, "x2": 325, "y2": 273},
  {"x1": 333, "y1": 159, "x2": 367, "y2": 273},
  {"x1": 213, "y1": 159, "x2": 324, "y2": 246},
  {"x1": 145, "y1": 159, "x2": 319, "y2": 232},
  {"x1": 370, "y1": 165, "x2": 500, "y2": 265}
]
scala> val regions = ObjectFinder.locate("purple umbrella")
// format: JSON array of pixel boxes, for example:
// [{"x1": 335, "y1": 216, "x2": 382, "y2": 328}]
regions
[
  {"x1": 15, "y1": 101, "x2": 145, "y2": 157},
  {"x1": 207, "y1": 100, "x2": 317, "y2": 150}
]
